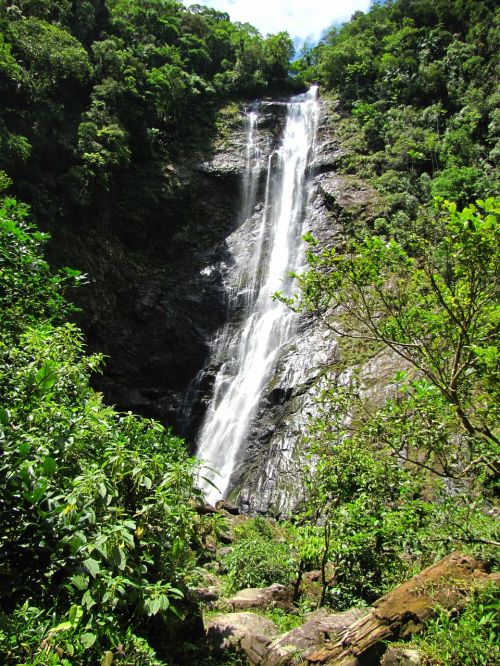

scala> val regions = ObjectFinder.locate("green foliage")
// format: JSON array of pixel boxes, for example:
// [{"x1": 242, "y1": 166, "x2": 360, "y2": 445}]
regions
[
  {"x1": 9, "y1": 17, "x2": 92, "y2": 95},
  {"x1": 1, "y1": 0, "x2": 499, "y2": 656},
  {"x1": 430, "y1": 166, "x2": 484, "y2": 205},
  {"x1": 0, "y1": 195, "x2": 73, "y2": 335},
  {"x1": 0, "y1": 0, "x2": 298, "y2": 238},
  {"x1": 301, "y1": 384, "x2": 416, "y2": 608},
  {"x1": 412, "y1": 584, "x2": 500, "y2": 665},
  {"x1": 293, "y1": 0, "x2": 499, "y2": 231},
  {"x1": 258, "y1": 608, "x2": 302, "y2": 634},
  {"x1": 0, "y1": 32, "x2": 21, "y2": 80},
  {"x1": 284, "y1": 198, "x2": 499, "y2": 609},
  {"x1": 263, "y1": 32, "x2": 295, "y2": 82},
  {"x1": 0, "y1": 193, "x2": 200, "y2": 664},
  {"x1": 297, "y1": 199, "x2": 500, "y2": 477},
  {"x1": 76, "y1": 101, "x2": 131, "y2": 190},
  {"x1": 223, "y1": 518, "x2": 297, "y2": 593}
]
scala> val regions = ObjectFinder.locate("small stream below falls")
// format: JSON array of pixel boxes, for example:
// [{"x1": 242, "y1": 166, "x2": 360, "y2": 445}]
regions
[{"x1": 196, "y1": 86, "x2": 320, "y2": 504}]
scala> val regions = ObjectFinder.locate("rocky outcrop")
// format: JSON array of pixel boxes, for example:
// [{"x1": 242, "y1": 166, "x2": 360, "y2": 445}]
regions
[
  {"x1": 316, "y1": 173, "x2": 380, "y2": 217},
  {"x1": 205, "y1": 612, "x2": 280, "y2": 664},
  {"x1": 262, "y1": 609, "x2": 369, "y2": 666},
  {"x1": 215, "y1": 499, "x2": 240, "y2": 515},
  {"x1": 380, "y1": 647, "x2": 423, "y2": 666},
  {"x1": 199, "y1": 553, "x2": 496, "y2": 666},
  {"x1": 62, "y1": 94, "x2": 391, "y2": 514},
  {"x1": 306, "y1": 553, "x2": 495, "y2": 665},
  {"x1": 58, "y1": 103, "x2": 279, "y2": 439},
  {"x1": 190, "y1": 586, "x2": 221, "y2": 605},
  {"x1": 227, "y1": 584, "x2": 293, "y2": 611}
]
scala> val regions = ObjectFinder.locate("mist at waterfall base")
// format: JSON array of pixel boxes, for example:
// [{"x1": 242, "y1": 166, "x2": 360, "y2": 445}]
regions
[{"x1": 195, "y1": 87, "x2": 320, "y2": 505}]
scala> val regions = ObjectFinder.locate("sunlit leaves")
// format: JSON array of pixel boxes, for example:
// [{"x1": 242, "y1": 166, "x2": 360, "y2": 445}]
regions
[
  {"x1": 9, "y1": 17, "x2": 92, "y2": 96},
  {"x1": 0, "y1": 198, "x2": 200, "y2": 663}
]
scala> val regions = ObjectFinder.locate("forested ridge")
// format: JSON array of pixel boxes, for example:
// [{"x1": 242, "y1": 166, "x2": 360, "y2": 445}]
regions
[
  {"x1": 0, "y1": 1, "x2": 499, "y2": 665},
  {"x1": 0, "y1": 0, "x2": 295, "y2": 235}
]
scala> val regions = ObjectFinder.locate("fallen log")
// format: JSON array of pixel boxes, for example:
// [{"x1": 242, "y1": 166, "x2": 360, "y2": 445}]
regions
[{"x1": 306, "y1": 552, "x2": 497, "y2": 665}]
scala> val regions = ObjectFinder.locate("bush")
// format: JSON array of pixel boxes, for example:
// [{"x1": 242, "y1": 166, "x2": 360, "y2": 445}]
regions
[
  {"x1": 413, "y1": 585, "x2": 500, "y2": 665},
  {"x1": 430, "y1": 166, "x2": 483, "y2": 206},
  {"x1": 0, "y1": 190, "x2": 200, "y2": 664},
  {"x1": 223, "y1": 519, "x2": 297, "y2": 593}
]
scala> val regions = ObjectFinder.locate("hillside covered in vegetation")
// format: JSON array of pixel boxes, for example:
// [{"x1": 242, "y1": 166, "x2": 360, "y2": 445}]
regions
[{"x1": 0, "y1": 1, "x2": 498, "y2": 664}]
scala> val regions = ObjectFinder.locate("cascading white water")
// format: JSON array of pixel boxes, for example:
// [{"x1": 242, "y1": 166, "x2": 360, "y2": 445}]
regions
[{"x1": 197, "y1": 87, "x2": 319, "y2": 504}]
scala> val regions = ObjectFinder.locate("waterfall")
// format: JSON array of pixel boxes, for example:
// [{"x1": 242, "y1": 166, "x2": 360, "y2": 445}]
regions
[{"x1": 196, "y1": 86, "x2": 320, "y2": 504}]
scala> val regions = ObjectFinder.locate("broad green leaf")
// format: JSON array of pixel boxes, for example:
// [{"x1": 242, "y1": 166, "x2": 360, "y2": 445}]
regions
[
  {"x1": 83, "y1": 557, "x2": 100, "y2": 578},
  {"x1": 80, "y1": 632, "x2": 97, "y2": 649},
  {"x1": 0, "y1": 407, "x2": 10, "y2": 425},
  {"x1": 101, "y1": 651, "x2": 113, "y2": 666},
  {"x1": 42, "y1": 456, "x2": 57, "y2": 475},
  {"x1": 35, "y1": 360, "x2": 57, "y2": 392},
  {"x1": 112, "y1": 545, "x2": 126, "y2": 570},
  {"x1": 69, "y1": 604, "x2": 83, "y2": 626},
  {"x1": 82, "y1": 590, "x2": 96, "y2": 610},
  {"x1": 70, "y1": 574, "x2": 89, "y2": 591},
  {"x1": 48, "y1": 621, "x2": 72, "y2": 636}
]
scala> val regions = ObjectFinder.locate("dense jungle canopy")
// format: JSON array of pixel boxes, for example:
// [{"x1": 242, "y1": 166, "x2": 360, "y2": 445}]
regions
[{"x1": 0, "y1": 1, "x2": 498, "y2": 664}]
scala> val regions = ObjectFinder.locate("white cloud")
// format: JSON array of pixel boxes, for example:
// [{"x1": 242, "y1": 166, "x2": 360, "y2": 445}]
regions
[{"x1": 180, "y1": 0, "x2": 372, "y2": 43}]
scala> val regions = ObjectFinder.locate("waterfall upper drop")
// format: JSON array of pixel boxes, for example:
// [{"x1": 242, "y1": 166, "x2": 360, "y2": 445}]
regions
[{"x1": 196, "y1": 86, "x2": 320, "y2": 505}]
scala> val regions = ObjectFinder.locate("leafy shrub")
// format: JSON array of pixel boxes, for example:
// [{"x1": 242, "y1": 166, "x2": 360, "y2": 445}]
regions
[
  {"x1": 223, "y1": 519, "x2": 297, "y2": 593},
  {"x1": 232, "y1": 516, "x2": 275, "y2": 541},
  {"x1": 0, "y1": 190, "x2": 200, "y2": 664},
  {"x1": 413, "y1": 585, "x2": 500, "y2": 665},
  {"x1": 430, "y1": 166, "x2": 484, "y2": 206}
]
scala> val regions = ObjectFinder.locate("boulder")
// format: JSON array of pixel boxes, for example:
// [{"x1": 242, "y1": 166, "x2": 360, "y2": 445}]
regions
[
  {"x1": 316, "y1": 173, "x2": 380, "y2": 218},
  {"x1": 306, "y1": 553, "x2": 494, "y2": 665},
  {"x1": 262, "y1": 608, "x2": 370, "y2": 666},
  {"x1": 205, "y1": 612, "x2": 280, "y2": 665},
  {"x1": 189, "y1": 586, "x2": 220, "y2": 604},
  {"x1": 196, "y1": 570, "x2": 221, "y2": 587},
  {"x1": 381, "y1": 647, "x2": 423, "y2": 665},
  {"x1": 195, "y1": 503, "x2": 218, "y2": 515},
  {"x1": 215, "y1": 499, "x2": 240, "y2": 515},
  {"x1": 310, "y1": 140, "x2": 345, "y2": 172},
  {"x1": 300, "y1": 569, "x2": 334, "y2": 605},
  {"x1": 227, "y1": 584, "x2": 293, "y2": 611},
  {"x1": 303, "y1": 571, "x2": 322, "y2": 582},
  {"x1": 217, "y1": 546, "x2": 233, "y2": 558}
]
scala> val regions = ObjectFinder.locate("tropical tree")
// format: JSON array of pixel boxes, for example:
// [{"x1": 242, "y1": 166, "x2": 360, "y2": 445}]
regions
[{"x1": 293, "y1": 199, "x2": 499, "y2": 479}]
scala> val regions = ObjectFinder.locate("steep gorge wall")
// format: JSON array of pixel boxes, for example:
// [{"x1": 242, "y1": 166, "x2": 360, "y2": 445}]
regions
[
  {"x1": 56, "y1": 97, "x2": 391, "y2": 515},
  {"x1": 225, "y1": 101, "x2": 390, "y2": 515}
]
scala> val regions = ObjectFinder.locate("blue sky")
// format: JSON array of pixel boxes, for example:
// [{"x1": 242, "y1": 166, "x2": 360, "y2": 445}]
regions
[{"x1": 180, "y1": 1, "x2": 372, "y2": 45}]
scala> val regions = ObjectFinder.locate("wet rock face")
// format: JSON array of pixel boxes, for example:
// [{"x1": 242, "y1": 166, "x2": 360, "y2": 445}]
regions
[
  {"x1": 205, "y1": 612, "x2": 280, "y2": 664},
  {"x1": 70, "y1": 96, "x2": 387, "y2": 512},
  {"x1": 219, "y1": 100, "x2": 385, "y2": 516},
  {"x1": 229, "y1": 318, "x2": 339, "y2": 516},
  {"x1": 68, "y1": 107, "x2": 279, "y2": 437},
  {"x1": 165, "y1": 96, "x2": 386, "y2": 513}
]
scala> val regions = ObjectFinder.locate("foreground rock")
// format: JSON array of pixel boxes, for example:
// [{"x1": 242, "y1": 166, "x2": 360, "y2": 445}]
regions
[
  {"x1": 381, "y1": 647, "x2": 423, "y2": 665},
  {"x1": 227, "y1": 584, "x2": 293, "y2": 611},
  {"x1": 189, "y1": 585, "x2": 221, "y2": 605},
  {"x1": 262, "y1": 609, "x2": 369, "y2": 666},
  {"x1": 215, "y1": 499, "x2": 240, "y2": 515},
  {"x1": 205, "y1": 612, "x2": 279, "y2": 664},
  {"x1": 307, "y1": 553, "x2": 495, "y2": 665}
]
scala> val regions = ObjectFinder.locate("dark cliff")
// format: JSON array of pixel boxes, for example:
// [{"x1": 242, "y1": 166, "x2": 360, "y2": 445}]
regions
[{"x1": 50, "y1": 97, "x2": 396, "y2": 516}]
